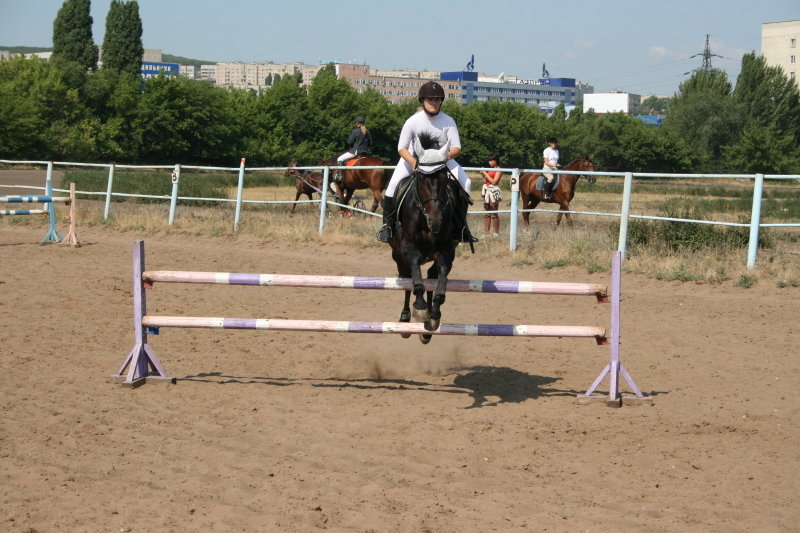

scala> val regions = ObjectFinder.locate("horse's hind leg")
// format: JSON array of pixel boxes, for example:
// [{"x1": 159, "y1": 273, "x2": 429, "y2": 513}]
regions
[{"x1": 520, "y1": 194, "x2": 530, "y2": 231}]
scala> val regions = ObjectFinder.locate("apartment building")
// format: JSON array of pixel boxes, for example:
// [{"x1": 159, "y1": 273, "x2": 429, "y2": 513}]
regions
[
  {"x1": 210, "y1": 61, "x2": 324, "y2": 90},
  {"x1": 761, "y1": 19, "x2": 800, "y2": 87},
  {"x1": 336, "y1": 64, "x2": 460, "y2": 104}
]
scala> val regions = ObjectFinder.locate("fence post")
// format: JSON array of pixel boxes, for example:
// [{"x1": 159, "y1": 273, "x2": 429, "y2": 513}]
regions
[
  {"x1": 747, "y1": 173, "x2": 764, "y2": 269},
  {"x1": 319, "y1": 167, "x2": 330, "y2": 235},
  {"x1": 233, "y1": 158, "x2": 246, "y2": 231},
  {"x1": 168, "y1": 163, "x2": 180, "y2": 225},
  {"x1": 103, "y1": 163, "x2": 115, "y2": 221},
  {"x1": 509, "y1": 168, "x2": 520, "y2": 251},
  {"x1": 617, "y1": 172, "x2": 633, "y2": 258},
  {"x1": 42, "y1": 161, "x2": 62, "y2": 243}
]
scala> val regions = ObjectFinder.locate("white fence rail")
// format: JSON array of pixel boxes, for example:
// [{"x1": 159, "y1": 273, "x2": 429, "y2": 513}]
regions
[{"x1": 2, "y1": 159, "x2": 798, "y2": 269}]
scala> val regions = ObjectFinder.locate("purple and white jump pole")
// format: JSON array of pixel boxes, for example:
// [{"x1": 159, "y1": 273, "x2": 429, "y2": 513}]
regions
[{"x1": 113, "y1": 241, "x2": 650, "y2": 406}]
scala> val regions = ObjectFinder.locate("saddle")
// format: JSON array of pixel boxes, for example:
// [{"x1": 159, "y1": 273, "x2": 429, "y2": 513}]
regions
[{"x1": 535, "y1": 174, "x2": 560, "y2": 191}]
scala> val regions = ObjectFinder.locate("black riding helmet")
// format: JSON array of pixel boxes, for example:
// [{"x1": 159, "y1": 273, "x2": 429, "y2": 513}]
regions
[
  {"x1": 354, "y1": 115, "x2": 365, "y2": 124},
  {"x1": 418, "y1": 81, "x2": 445, "y2": 102}
]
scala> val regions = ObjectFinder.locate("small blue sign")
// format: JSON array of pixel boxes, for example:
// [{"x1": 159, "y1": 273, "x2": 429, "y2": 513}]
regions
[{"x1": 140, "y1": 62, "x2": 179, "y2": 78}]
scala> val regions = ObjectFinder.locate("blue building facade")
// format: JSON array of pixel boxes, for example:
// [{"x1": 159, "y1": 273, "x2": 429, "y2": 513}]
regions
[{"x1": 440, "y1": 71, "x2": 593, "y2": 113}]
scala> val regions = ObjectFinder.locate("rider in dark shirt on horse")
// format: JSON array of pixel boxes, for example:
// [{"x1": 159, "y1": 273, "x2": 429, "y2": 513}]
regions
[{"x1": 334, "y1": 115, "x2": 372, "y2": 182}]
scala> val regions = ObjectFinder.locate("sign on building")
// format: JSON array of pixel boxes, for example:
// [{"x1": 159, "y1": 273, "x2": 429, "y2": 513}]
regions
[{"x1": 141, "y1": 62, "x2": 179, "y2": 79}]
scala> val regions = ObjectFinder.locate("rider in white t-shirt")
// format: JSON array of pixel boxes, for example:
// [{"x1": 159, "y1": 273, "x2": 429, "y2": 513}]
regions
[
  {"x1": 376, "y1": 81, "x2": 475, "y2": 243},
  {"x1": 542, "y1": 137, "x2": 560, "y2": 200}
]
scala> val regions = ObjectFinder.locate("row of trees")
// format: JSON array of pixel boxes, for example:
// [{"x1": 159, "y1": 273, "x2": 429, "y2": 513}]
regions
[
  {"x1": 1, "y1": 0, "x2": 798, "y2": 174},
  {"x1": 52, "y1": 0, "x2": 143, "y2": 75}
]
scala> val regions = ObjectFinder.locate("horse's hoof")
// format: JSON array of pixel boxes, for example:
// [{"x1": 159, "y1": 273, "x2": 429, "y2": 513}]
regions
[
  {"x1": 412, "y1": 307, "x2": 430, "y2": 323},
  {"x1": 419, "y1": 334, "x2": 432, "y2": 344},
  {"x1": 399, "y1": 316, "x2": 411, "y2": 338},
  {"x1": 425, "y1": 317, "x2": 440, "y2": 332}
]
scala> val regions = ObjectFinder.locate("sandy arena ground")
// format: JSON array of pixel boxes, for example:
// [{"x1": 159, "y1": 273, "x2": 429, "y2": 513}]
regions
[{"x1": 1, "y1": 204, "x2": 798, "y2": 531}]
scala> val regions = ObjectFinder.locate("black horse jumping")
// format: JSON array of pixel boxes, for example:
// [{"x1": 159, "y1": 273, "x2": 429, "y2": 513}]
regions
[{"x1": 388, "y1": 138, "x2": 459, "y2": 344}]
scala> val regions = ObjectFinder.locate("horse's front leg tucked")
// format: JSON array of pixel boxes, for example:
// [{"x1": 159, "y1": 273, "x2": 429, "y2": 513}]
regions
[
  {"x1": 408, "y1": 258, "x2": 429, "y2": 323},
  {"x1": 427, "y1": 252, "x2": 453, "y2": 331}
]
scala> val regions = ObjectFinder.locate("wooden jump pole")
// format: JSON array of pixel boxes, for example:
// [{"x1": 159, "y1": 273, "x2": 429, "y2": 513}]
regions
[
  {"x1": 141, "y1": 316, "x2": 607, "y2": 340},
  {"x1": 142, "y1": 271, "x2": 608, "y2": 301}
]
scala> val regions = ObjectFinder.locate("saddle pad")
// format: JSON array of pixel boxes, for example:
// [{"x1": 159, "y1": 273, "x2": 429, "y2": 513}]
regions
[
  {"x1": 346, "y1": 156, "x2": 366, "y2": 167},
  {"x1": 536, "y1": 174, "x2": 560, "y2": 191}
]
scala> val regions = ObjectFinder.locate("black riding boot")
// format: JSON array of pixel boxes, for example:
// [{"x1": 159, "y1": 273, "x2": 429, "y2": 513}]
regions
[
  {"x1": 376, "y1": 196, "x2": 395, "y2": 242},
  {"x1": 543, "y1": 179, "x2": 554, "y2": 200},
  {"x1": 455, "y1": 192, "x2": 478, "y2": 244}
]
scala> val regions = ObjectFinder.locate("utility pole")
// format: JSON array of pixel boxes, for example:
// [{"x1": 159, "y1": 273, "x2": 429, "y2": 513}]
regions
[{"x1": 690, "y1": 34, "x2": 723, "y2": 71}]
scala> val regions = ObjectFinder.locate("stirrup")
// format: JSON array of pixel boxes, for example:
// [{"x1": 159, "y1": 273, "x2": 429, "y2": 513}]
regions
[{"x1": 375, "y1": 224, "x2": 392, "y2": 243}]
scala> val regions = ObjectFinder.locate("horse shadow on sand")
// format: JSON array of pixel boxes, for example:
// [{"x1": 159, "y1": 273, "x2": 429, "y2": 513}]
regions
[{"x1": 181, "y1": 365, "x2": 573, "y2": 409}]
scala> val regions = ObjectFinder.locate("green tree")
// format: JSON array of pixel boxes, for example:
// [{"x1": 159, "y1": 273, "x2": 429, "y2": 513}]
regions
[
  {"x1": 102, "y1": 0, "x2": 143, "y2": 75},
  {"x1": 315, "y1": 62, "x2": 337, "y2": 80},
  {"x1": 134, "y1": 75, "x2": 237, "y2": 164},
  {"x1": 664, "y1": 68, "x2": 739, "y2": 171},
  {"x1": 242, "y1": 73, "x2": 314, "y2": 164},
  {"x1": 733, "y1": 52, "x2": 800, "y2": 142},
  {"x1": 52, "y1": 0, "x2": 99, "y2": 71},
  {"x1": 457, "y1": 100, "x2": 547, "y2": 167},
  {"x1": 307, "y1": 72, "x2": 362, "y2": 157},
  {"x1": 640, "y1": 95, "x2": 670, "y2": 114}
]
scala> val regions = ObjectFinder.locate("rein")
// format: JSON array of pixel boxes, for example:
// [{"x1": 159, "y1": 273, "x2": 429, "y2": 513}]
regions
[{"x1": 297, "y1": 171, "x2": 324, "y2": 195}]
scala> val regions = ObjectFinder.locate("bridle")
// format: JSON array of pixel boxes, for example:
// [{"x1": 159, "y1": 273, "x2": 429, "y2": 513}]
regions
[
  {"x1": 576, "y1": 157, "x2": 596, "y2": 184},
  {"x1": 411, "y1": 169, "x2": 452, "y2": 233}
]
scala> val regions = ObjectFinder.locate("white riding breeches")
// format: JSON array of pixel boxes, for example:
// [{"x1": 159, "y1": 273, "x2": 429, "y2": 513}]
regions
[
  {"x1": 337, "y1": 152, "x2": 356, "y2": 164},
  {"x1": 385, "y1": 159, "x2": 471, "y2": 197},
  {"x1": 544, "y1": 165, "x2": 557, "y2": 183}
]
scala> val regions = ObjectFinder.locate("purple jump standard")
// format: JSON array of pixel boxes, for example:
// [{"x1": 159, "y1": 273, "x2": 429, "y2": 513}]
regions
[{"x1": 113, "y1": 240, "x2": 650, "y2": 406}]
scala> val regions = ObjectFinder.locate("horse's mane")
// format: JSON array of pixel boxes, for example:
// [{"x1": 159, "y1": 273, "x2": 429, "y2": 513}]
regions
[{"x1": 417, "y1": 132, "x2": 441, "y2": 150}]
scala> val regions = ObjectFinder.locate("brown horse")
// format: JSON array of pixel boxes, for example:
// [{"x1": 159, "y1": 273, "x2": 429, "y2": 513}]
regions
[
  {"x1": 519, "y1": 156, "x2": 596, "y2": 229},
  {"x1": 286, "y1": 160, "x2": 330, "y2": 216},
  {"x1": 322, "y1": 156, "x2": 390, "y2": 215}
]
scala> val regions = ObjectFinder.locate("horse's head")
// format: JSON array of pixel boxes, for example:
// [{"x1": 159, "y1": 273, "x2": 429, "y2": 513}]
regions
[
  {"x1": 286, "y1": 159, "x2": 299, "y2": 176},
  {"x1": 577, "y1": 156, "x2": 596, "y2": 184},
  {"x1": 414, "y1": 137, "x2": 449, "y2": 175},
  {"x1": 414, "y1": 168, "x2": 452, "y2": 235}
]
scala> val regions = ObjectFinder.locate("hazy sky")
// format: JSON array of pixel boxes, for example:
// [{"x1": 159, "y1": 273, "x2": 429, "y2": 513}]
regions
[{"x1": 1, "y1": 0, "x2": 798, "y2": 96}]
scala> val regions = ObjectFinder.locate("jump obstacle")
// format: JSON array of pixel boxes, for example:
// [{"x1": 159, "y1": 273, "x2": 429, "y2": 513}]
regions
[
  {"x1": 0, "y1": 182, "x2": 79, "y2": 246},
  {"x1": 112, "y1": 240, "x2": 651, "y2": 406}
]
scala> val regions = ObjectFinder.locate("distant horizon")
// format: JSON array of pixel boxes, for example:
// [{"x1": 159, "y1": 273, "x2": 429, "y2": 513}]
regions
[{"x1": 1, "y1": 0, "x2": 797, "y2": 97}]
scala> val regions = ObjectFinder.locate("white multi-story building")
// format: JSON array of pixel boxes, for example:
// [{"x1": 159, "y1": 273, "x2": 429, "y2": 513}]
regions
[
  {"x1": 583, "y1": 92, "x2": 641, "y2": 114},
  {"x1": 211, "y1": 61, "x2": 323, "y2": 90},
  {"x1": 761, "y1": 19, "x2": 800, "y2": 88}
]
